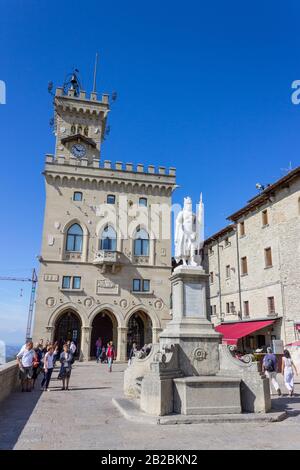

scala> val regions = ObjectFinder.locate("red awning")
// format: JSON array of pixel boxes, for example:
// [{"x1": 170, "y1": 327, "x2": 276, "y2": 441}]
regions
[{"x1": 215, "y1": 320, "x2": 275, "y2": 345}]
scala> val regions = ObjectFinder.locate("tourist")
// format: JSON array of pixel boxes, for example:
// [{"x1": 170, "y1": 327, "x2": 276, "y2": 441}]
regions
[
  {"x1": 106, "y1": 341, "x2": 115, "y2": 372},
  {"x1": 41, "y1": 345, "x2": 54, "y2": 391},
  {"x1": 263, "y1": 347, "x2": 282, "y2": 396},
  {"x1": 100, "y1": 345, "x2": 107, "y2": 363},
  {"x1": 16, "y1": 341, "x2": 36, "y2": 392},
  {"x1": 70, "y1": 341, "x2": 77, "y2": 363},
  {"x1": 53, "y1": 342, "x2": 59, "y2": 367},
  {"x1": 95, "y1": 337, "x2": 102, "y2": 363},
  {"x1": 128, "y1": 342, "x2": 138, "y2": 365},
  {"x1": 59, "y1": 344, "x2": 73, "y2": 390},
  {"x1": 32, "y1": 342, "x2": 43, "y2": 389},
  {"x1": 282, "y1": 349, "x2": 298, "y2": 397}
]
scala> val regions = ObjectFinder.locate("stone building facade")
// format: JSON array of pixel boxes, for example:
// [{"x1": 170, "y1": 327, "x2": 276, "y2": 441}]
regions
[
  {"x1": 203, "y1": 167, "x2": 300, "y2": 348},
  {"x1": 32, "y1": 82, "x2": 176, "y2": 361}
]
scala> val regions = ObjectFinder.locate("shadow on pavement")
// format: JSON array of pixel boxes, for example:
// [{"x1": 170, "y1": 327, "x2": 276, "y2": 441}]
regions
[
  {"x1": 271, "y1": 394, "x2": 300, "y2": 417},
  {"x1": 0, "y1": 384, "x2": 43, "y2": 450},
  {"x1": 48, "y1": 386, "x2": 111, "y2": 391}
]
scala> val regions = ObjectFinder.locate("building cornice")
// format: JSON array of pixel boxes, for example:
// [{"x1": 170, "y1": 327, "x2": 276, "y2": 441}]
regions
[{"x1": 227, "y1": 166, "x2": 300, "y2": 222}]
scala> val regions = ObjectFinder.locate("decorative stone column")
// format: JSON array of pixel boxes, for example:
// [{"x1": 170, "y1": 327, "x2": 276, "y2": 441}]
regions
[
  {"x1": 152, "y1": 327, "x2": 162, "y2": 344},
  {"x1": 45, "y1": 326, "x2": 54, "y2": 343},
  {"x1": 159, "y1": 265, "x2": 222, "y2": 376},
  {"x1": 117, "y1": 327, "x2": 128, "y2": 362},
  {"x1": 81, "y1": 326, "x2": 92, "y2": 362}
]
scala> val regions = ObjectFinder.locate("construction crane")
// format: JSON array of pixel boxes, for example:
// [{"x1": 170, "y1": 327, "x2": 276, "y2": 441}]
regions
[{"x1": 0, "y1": 269, "x2": 38, "y2": 341}]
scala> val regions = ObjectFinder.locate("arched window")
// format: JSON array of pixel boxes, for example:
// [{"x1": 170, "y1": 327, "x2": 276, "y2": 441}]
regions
[
  {"x1": 139, "y1": 197, "x2": 147, "y2": 207},
  {"x1": 100, "y1": 225, "x2": 117, "y2": 251},
  {"x1": 66, "y1": 223, "x2": 83, "y2": 252},
  {"x1": 134, "y1": 228, "x2": 149, "y2": 256}
]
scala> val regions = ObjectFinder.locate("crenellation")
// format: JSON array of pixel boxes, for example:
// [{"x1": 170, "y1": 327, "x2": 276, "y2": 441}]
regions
[
  {"x1": 148, "y1": 165, "x2": 155, "y2": 174},
  {"x1": 159, "y1": 167, "x2": 166, "y2": 175},
  {"x1": 137, "y1": 164, "x2": 144, "y2": 173},
  {"x1": 115, "y1": 161, "x2": 123, "y2": 170},
  {"x1": 126, "y1": 163, "x2": 133, "y2": 171},
  {"x1": 103, "y1": 160, "x2": 112, "y2": 169},
  {"x1": 102, "y1": 94, "x2": 109, "y2": 104},
  {"x1": 46, "y1": 154, "x2": 54, "y2": 163}
]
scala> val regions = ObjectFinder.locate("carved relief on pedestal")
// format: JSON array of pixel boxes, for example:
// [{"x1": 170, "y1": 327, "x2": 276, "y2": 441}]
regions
[
  {"x1": 46, "y1": 297, "x2": 56, "y2": 307},
  {"x1": 192, "y1": 347, "x2": 207, "y2": 362},
  {"x1": 96, "y1": 279, "x2": 119, "y2": 295}
]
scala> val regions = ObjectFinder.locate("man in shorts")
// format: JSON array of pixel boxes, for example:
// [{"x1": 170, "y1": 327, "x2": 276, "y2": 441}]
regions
[{"x1": 16, "y1": 341, "x2": 36, "y2": 392}]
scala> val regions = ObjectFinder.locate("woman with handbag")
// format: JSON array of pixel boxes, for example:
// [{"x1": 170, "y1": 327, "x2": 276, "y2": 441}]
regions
[{"x1": 59, "y1": 344, "x2": 73, "y2": 391}]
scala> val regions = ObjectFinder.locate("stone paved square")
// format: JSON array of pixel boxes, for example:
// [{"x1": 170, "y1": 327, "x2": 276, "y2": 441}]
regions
[{"x1": 0, "y1": 362, "x2": 299, "y2": 450}]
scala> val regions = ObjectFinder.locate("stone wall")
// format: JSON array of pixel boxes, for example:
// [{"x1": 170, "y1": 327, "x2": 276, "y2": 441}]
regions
[{"x1": 0, "y1": 361, "x2": 19, "y2": 404}]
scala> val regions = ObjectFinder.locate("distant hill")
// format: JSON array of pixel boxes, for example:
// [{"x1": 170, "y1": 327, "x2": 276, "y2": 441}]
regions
[{"x1": 5, "y1": 344, "x2": 22, "y2": 363}]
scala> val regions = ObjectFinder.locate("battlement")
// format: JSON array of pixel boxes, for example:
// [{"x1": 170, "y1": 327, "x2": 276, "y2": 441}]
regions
[
  {"x1": 45, "y1": 154, "x2": 176, "y2": 177},
  {"x1": 55, "y1": 87, "x2": 109, "y2": 105}
]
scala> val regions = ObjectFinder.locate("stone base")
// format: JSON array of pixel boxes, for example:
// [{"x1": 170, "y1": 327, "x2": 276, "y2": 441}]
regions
[
  {"x1": 173, "y1": 376, "x2": 241, "y2": 415},
  {"x1": 140, "y1": 375, "x2": 175, "y2": 416},
  {"x1": 112, "y1": 398, "x2": 287, "y2": 424}
]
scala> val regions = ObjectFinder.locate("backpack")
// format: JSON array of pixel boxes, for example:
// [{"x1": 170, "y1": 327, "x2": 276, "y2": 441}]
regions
[{"x1": 265, "y1": 357, "x2": 275, "y2": 372}]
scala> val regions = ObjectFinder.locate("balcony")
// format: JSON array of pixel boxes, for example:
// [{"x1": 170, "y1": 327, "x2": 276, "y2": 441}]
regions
[{"x1": 93, "y1": 250, "x2": 122, "y2": 273}]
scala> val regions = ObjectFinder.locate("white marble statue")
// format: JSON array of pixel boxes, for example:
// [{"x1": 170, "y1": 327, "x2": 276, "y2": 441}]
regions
[{"x1": 175, "y1": 194, "x2": 204, "y2": 267}]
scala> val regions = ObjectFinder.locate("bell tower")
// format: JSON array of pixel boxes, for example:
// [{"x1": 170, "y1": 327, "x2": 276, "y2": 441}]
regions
[{"x1": 53, "y1": 71, "x2": 110, "y2": 165}]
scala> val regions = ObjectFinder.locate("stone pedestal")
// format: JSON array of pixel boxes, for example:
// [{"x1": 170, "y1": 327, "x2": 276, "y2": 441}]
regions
[
  {"x1": 160, "y1": 266, "x2": 221, "y2": 376},
  {"x1": 174, "y1": 376, "x2": 241, "y2": 415}
]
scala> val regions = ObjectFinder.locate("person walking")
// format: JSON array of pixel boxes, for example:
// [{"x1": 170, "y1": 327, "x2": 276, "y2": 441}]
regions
[
  {"x1": 263, "y1": 346, "x2": 282, "y2": 396},
  {"x1": 95, "y1": 337, "x2": 102, "y2": 363},
  {"x1": 100, "y1": 345, "x2": 107, "y2": 363},
  {"x1": 41, "y1": 345, "x2": 54, "y2": 391},
  {"x1": 282, "y1": 349, "x2": 298, "y2": 396},
  {"x1": 106, "y1": 341, "x2": 115, "y2": 372},
  {"x1": 16, "y1": 341, "x2": 36, "y2": 392},
  {"x1": 59, "y1": 344, "x2": 73, "y2": 390}
]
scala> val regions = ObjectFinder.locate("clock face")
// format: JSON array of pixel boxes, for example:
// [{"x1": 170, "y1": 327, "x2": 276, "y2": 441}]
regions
[{"x1": 71, "y1": 144, "x2": 86, "y2": 158}]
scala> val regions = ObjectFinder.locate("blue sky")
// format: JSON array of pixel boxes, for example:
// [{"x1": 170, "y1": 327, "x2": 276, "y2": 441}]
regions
[{"x1": 1, "y1": 0, "x2": 300, "y2": 344}]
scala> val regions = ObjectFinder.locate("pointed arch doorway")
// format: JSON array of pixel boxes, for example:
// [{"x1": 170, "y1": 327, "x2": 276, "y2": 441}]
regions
[
  {"x1": 126, "y1": 311, "x2": 153, "y2": 358},
  {"x1": 54, "y1": 310, "x2": 81, "y2": 357},
  {"x1": 90, "y1": 310, "x2": 118, "y2": 358}
]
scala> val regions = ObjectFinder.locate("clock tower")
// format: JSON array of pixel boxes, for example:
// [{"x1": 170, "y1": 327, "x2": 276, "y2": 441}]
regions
[
  {"x1": 53, "y1": 72, "x2": 110, "y2": 165},
  {"x1": 33, "y1": 69, "x2": 177, "y2": 362}
]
